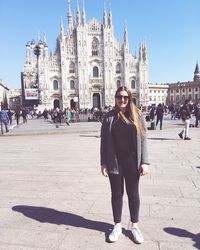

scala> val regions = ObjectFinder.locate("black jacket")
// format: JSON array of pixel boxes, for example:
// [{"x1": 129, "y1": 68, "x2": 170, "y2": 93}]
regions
[
  {"x1": 180, "y1": 105, "x2": 191, "y2": 121},
  {"x1": 100, "y1": 109, "x2": 149, "y2": 174}
]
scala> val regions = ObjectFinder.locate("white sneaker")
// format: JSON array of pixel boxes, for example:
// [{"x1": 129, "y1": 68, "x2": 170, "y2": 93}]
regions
[
  {"x1": 108, "y1": 224, "x2": 122, "y2": 242},
  {"x1": 131, "y1": 226, "x2": 144, "y2": 244}
]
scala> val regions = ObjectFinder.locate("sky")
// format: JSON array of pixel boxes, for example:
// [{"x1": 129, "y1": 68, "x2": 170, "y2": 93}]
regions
[{"x1": 0, "y1": 0, "x2": 200, "y2": 89}]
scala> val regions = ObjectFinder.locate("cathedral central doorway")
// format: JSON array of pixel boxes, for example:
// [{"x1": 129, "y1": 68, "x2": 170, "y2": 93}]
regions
[
  {"x1": 53, "y1": 99, "x2": 60, "y2": 109},
  {"x1": 70, "y1": 99, "x2": 76, "y2": 109},
  {"x1": 93, "y1": 93, "x2": 100, "y2": 109}
]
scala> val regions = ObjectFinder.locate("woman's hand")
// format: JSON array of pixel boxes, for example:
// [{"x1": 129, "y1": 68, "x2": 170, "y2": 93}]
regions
[
  {"x1": 139, "y1": 164, "x2": 149, "y2": 176},
  {"x1": 101, "y1": 165, "x2": 108, "y2": 177}
]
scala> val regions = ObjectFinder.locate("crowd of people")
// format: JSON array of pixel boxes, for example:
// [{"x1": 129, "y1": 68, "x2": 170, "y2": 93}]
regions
[
  {"x1": 0, "y1": 108, "x2": 28, "y2": 134},
  {"x1": 0, "y1": 100, "x2": 200, "y2": 136}
]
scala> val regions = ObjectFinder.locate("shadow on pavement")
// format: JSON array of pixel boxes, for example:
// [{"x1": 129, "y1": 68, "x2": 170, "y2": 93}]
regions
[
  {"x1": 80, "y1": 134, "x2": 100, "y2": 138},
  {"x1": 148, "y1": 138, "x2": 177, "y2": 141},
  {"x1": 164, "y1": 227, "x2": 200, "y2": 249},
  {"x1": 12, "y1": 205, "x2": 112, "y2": 237}
]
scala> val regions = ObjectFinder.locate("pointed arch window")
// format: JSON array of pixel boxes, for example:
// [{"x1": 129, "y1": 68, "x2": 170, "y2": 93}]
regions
[
  {"x1": 92, "y1": 37, "x2": 99, "y2": 56},
  {"x1": 69, "y1": 62, "x2": 75, "y2": 73},
  {"x1": 70, "y1": 80, "x2": 75, "y2": 89},
  {"x1": 53, "y1": 80, "x2": 59, "y2": 90},
  {"x1": 131, "y1": 80, "x2": 136, "y2": 89},
  {"x1": 117, "y1": 80, "x2": 121, "y2": 89},
  {"x1": 116, "y1": 63, "x2": 121, "y2": 74},
  {"x1": 93, "y1": 66, "x2": 99, "y2": 77}
]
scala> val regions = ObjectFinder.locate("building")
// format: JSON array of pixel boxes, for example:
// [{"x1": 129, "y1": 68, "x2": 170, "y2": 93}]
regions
[
  {"x1": 0, "y1": 79, "x2": 9, "y2": 110},
  {"x1": 21, "y1": 0, "x2": 148, "y2": 110},
  {"x1": 168, "y1": 63, "x2": 200, "y2": 105},
  {"x1": 148, "y1": 83, "x2": 169, "y2": 106},
  {"x1": 9, "y1": 89, "x2": 22, "y2": 110}
]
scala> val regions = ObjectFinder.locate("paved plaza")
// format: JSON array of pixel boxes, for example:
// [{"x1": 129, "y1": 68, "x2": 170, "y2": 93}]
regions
[{"x1": 0, "y1": 116, "x2": 200, "y2": 249}]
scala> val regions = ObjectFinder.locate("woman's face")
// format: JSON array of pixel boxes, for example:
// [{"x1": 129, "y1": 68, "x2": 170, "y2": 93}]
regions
[{"x1": 115, "y1": 90, "x2": 129, "y2": 111}]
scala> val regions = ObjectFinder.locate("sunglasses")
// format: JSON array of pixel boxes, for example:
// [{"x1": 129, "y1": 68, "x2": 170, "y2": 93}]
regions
[{"x1": 116, "y1": 95, "x2": 129, "y2": 101}]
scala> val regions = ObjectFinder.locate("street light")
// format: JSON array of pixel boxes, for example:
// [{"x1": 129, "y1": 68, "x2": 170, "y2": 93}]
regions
[{"x1": 33, "y1": 40, "x2": 44, "y2": 105}]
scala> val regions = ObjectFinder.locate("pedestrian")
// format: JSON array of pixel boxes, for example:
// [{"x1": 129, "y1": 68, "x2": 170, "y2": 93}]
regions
[
  {"x1": 22, "y1": 108, "x2": 28, "y2": 124},
  {"x1": 100, "y1": 86, "x2": 149, "y2": 244},
  {"x1": 194, "y1": 103, "x2": 200, "y2": 128},
  {"x1": 0, "y1": 109, "x2": 9, "y2": 134},
  {"x1": 65, "y1": 108, "x2": 71, "y2": 126},
  {"x1": 170, "y1": 104, "x2": 176, "y2": 120},
  {"x1": 178, "y1": 99, "x2": 192, "y2": 140},
  {"x1": 15, "y1": 109, "x2": 21, "y2": 125},
  {"x1": 42, "y1": 108, "x2": 48, "y2": 121},
  {"x1": 149, "y1": 105, "x2": 156, "y2": 121},
  {"x1": 7, "y1": 109, "x2": 14, "y2": 125},
  {"x1": 156, "y1": 103, "x2": 164, "y2": 130}
]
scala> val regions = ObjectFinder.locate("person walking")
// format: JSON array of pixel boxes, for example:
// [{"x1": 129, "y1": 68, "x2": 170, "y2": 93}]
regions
[
  {"x1": 156, "y1": 103, "x2": 164, "y2": 130},
  {"x1": 7, "y1": 109, "x2": 14, "y2": 125},
  {"x1": 15, "y1": 109, "x2": 21, "y2": 125},
  {"x1": 170, "y1": 104, "x2": 176, "y2": 120},
  {"x1": 65, "y1": 108, "x2": 71, "y2": 126},
  {"x1": 22, "y1": 108, "x2": 28, "y2": 124},
  {"x1": 0, "y1": 109, "x2": 9, "y2": 134},
  {"x1": 178, "y1": 99, "x2": 192, "y2": 140},
  {"x1": 100, "y1": 86, "x2": 149, "y2": 244}
]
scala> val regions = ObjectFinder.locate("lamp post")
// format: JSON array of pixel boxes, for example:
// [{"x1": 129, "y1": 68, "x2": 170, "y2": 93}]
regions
[{"x1": 33, "y1": 40, "x2": 43, "y2": 105}]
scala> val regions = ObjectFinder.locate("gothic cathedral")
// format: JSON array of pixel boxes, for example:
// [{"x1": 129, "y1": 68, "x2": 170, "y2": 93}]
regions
[{"x1": 22, "y1": 0, "x2": 148, "y2": 110}]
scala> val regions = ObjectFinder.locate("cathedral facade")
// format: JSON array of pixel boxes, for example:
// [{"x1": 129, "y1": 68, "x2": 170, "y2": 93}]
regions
[{"x1": 21, "y1": 1, "x2": 148, "y2": 110}]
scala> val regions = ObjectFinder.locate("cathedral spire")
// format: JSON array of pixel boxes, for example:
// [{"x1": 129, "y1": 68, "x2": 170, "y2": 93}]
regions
[
  {"x1": 138, "y1": 41, "x2": 147, "y2": 62},
  {"x1": 108, "y1": 2, "x2": 113, "y2": 28},
  {"x1": 142, "y1": 41, "x2": 147, "y2": 62},
  {"x1": 194, "y1": 61, "x2": 200, "y2": 82},
  {"x1": 82, "y1": 0, "x2": 86, "y2": 26},
  {"x1": 67, "y1": 0, "x2": 73, "y2": 31},
  {"x1": 139, "y1": 42, "x2": 143, "y2": 61},
  {"x1": 124, "y1": 22, "x2": 128, "y2": 45},
  {"x1": 103, "y1": 0, "x2": 107, "y2": 27},
  {"x1": 76, "y1": 0, "x2": 80, "y2": 26},
  {"x1": 60, "y1": 16, "x2": 64, "y2": 38},
  {"x1": 43, "y1": 33, "x2": 47, "y2": 44},
  {"x1": 43, "y1": 33, "x2": 48, "y2": 57}
]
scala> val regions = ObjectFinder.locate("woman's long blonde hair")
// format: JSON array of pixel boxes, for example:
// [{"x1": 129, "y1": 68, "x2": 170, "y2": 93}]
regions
[{"x1": 115, "y1": 86, "x2": 146, "y2": 136}]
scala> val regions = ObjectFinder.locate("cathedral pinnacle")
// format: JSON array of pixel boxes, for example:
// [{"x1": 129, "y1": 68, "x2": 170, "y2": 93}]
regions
[
  {"x1": 67, "y1": 0, "x2": 73, "y2": 31},
  {"x1": 76, "y1": 0, "x2": 80, "y2": 25},
  {"x1": 108, "y1": 2, "x2": 113, "y2": 28},
  {"x1": 82, "y1": 0, "x2": 86, "y2": 26},
  {"x1": 60, "y1": 16, "x2": 64, "y2": 38},
  {"x1": 142, "y1": 42, "x2": 147, "y2": 62},
  {"x1": 124, "y1": 22, "x2": 128, "y2": 45},
  {"x1": 103, "y1": 0, "x2": 107, "y2": 27},
  {"x1": 139, "y1": 42, "x2": 147, "y2": 62}
]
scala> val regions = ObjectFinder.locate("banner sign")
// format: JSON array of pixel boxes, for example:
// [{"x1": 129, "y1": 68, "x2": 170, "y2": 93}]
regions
[
  {"x1": 25, "y1": 89, "x2": 39, "y2": 100},
  {"x1": 73, "y1": 97, "x2": 79, "y2": 102}
]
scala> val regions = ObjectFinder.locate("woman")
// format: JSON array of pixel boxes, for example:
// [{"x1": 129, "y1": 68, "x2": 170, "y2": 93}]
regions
[
  {"x1": 178, "y1": 99, "x2": 191, "y2": 140},
  {"x1": 156, "y1": 103, "x2": 164, "y2": 130},
  {"x1": 100, "y1": 86, "x2": 149, "y2": 244},
  {"x1": 65, "y1": 108, "x2": 71, "y2": 126}
]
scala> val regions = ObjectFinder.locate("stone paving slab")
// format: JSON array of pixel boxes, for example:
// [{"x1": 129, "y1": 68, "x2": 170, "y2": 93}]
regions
[{"x1": 0, "y1": 118, "x2": 200, "y2": 249}]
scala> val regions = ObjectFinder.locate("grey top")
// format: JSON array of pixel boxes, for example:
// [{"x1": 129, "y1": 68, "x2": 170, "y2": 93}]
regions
[{"x1": 100, "y1": 109, "x2": 150, "y2": 174}]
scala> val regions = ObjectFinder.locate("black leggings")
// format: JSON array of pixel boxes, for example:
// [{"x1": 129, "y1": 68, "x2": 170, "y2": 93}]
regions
[
  {"x1": 156, "y1": 116, "x2": 163, "y2": 129},
  {"x1": 108, "y1": 156, "x2": 140, "y2": 224}
]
